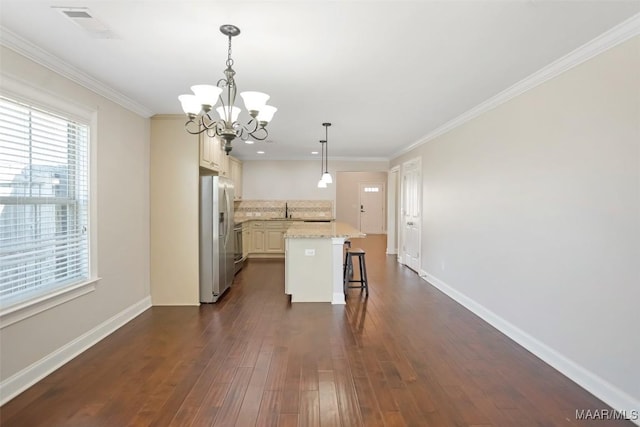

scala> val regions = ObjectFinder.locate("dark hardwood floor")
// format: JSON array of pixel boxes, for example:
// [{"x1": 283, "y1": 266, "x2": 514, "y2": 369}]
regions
[{"x1": 1, "y1": 235, "x2": 631, "y2": 426}]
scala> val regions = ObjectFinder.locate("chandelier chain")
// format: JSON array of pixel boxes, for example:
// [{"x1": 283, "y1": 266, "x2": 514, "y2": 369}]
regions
[{"x1": 226, "y1": 35, "x2": 234, "y2": 67}]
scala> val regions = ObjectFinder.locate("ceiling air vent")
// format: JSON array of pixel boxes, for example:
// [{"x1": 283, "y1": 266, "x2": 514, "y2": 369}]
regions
[{"x1": 53, "y1": 7, "x2": 116, "y2": 39}]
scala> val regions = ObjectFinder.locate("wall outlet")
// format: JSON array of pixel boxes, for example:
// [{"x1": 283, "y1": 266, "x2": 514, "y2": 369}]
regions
[{"x1": 305, "y1": 249, "x2": 315, "y2": 256}]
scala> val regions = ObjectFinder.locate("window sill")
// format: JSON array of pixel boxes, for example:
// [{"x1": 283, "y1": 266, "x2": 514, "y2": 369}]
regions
[{"x1": 0, "y1": 278, "x2": 101, "y2": 329}]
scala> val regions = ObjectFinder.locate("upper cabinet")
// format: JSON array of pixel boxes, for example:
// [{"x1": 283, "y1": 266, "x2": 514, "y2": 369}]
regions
[
  {"x1": 200, "y1": 133, "x2": 231, "y2": 177},
  {"x1": 200, "y1": 133, "x2": 220, "y2": 171},
  {"x1": 200, "y1": 132, "x2": 242, "y2": 198},
  {"x1": 229, "y1": 156, "x2": 243, "y2": 199}
]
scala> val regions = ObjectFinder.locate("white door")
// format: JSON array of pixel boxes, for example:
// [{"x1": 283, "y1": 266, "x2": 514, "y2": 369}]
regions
[
  {"x1": 358, "y1": 183, "x2": 385, "y2": 234},
  {"x1": 401, "y1": 159, "x2": 421, "y2": 272}
]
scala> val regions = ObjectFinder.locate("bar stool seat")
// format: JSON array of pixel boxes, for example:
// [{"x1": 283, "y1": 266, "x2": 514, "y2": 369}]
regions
[{"x1": 343, "y1": 248, "x2": 369, "y2": 297}]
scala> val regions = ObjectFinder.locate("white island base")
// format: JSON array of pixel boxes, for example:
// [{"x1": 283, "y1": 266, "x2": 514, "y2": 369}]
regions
[{"x1": 284, "y1": 222, "x2": 365, "y2": 304}]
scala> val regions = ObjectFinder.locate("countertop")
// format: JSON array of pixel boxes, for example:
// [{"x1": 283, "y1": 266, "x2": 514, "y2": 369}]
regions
[
  {"x1": 234, "y1": 217, "x2": 334, "y2": 224},
  {"x1": 284, "y1": 221, "x2": 365, "y2": 239}
]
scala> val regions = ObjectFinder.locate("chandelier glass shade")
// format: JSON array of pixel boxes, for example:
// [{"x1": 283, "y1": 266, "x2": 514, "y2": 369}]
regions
[{"x1": 178, "y1": 24, "x2": 277, "y2": 154}]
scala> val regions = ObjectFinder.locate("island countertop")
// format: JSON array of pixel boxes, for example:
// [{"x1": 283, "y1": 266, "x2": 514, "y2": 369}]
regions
[{"x1": 284, "y1": 221, "x2": 365, "y2": 239}]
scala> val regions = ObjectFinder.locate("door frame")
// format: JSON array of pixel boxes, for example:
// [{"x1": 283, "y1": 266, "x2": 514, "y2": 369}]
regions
[
  {"x1": 386, "y1": 166, "x2": 400, "y2": 255},
  {"x1": 399, "y1": 157, "x2": 422, "y2": 269}
]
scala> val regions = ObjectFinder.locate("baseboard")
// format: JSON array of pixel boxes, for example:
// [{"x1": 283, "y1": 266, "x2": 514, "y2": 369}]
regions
[
  {"x1": 0, "y1": 296, "x2": 152, "y2": 406},
  {"x1": 419, "y1": 270, "x2": 640, "y2": 426},
  {"x1": 332, "y1": 292, "x2": 346, "y2": 305}
]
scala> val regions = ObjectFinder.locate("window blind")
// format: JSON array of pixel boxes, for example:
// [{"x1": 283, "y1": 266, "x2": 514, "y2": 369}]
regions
[{"x1": 0, "y1": 96, "x2": 90, "y2": 306}]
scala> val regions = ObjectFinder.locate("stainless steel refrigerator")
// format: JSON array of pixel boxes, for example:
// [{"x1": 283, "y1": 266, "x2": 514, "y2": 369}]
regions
[{"x1": 200, "y1": 175, "x2": 235, "y2": 303}]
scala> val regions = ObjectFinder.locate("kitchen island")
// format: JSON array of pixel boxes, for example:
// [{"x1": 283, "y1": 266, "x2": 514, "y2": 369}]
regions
[{"x1": 284, "y1": 221, "x2": 365, "y2": 304}]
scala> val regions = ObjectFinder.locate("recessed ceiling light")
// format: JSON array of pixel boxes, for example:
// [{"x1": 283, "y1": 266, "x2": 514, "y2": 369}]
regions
[
  {"x1": 257, "y1": 151, "x2": 265, "y2": 154},
  {"x1": 311, "y1": 151, "x2": 319, "y2": 155},
  {"x1": 245, "y1": 140, "x2": 254, "y2": 144}
]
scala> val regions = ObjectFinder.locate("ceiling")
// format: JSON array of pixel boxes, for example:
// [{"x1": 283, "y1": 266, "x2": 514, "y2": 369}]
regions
[{"x1": 1, "y1": 1, "x2": 639, "y2": 161}]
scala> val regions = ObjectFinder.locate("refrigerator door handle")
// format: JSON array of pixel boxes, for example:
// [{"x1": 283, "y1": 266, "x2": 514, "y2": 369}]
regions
[{"x1": 222, "y1": 187, "x2": 231, "y2": 245}]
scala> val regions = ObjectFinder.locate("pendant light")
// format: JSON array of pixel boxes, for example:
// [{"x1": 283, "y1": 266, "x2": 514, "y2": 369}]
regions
[
  {"x1": 317, "y1": 139, "x2": 327, "y2": 188},
  {"x1": 321, "y1": 122, "x2": 333, "y2": 184}
]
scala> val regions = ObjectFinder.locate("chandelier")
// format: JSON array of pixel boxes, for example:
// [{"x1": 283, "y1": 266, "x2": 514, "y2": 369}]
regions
[
  {"x1": 317, "y1": 122, "x2": 333, "y2": 188},
  {"x1": 178, "y1": 24, "x2": 277, "y2": 155}
]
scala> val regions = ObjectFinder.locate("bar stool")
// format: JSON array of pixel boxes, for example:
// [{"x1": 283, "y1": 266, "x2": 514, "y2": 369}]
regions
[
  {"x1": 343, "y1": 248, "x2": 369, "y2": 297},
  {"x1": 343, "y1": 239, "x2": 353, "y2": 279}
]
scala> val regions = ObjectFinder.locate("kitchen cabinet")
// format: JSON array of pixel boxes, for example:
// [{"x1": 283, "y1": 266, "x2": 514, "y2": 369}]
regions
[
  {"x1": 250, "y1": 221, "x2": 265, "y2": 253},
  {"x1": 229, "y1": 156, "x2": 242, "y2": 199},
  {"x1": 265, "y1": 222, "x2": 286, "y2": 253},
  {"x1": 242, "y1": 222, "x2": 250, "y2": 258},
  {"x1": 200, "y1": 133, "x2": 230, "y2": 177},
  {"x1": 245, "y1": 220, "x2": 290, "y2": 257},
  {"x1": 219, "y1": 148, "x2": 229, "y2": 177},
  {"x1": 200, "y1": 133, "x2": 219, "y2": 171}
]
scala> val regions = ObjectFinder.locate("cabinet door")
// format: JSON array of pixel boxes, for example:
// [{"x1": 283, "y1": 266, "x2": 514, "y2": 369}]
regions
[
  {"x1": 252, "y1": 229, "x2": 265, "y2": 253},
  {"x1": 200, "y1": 134, "x2": 222, "y2": 172},
  {"x1": 265, "y1": 229, "x2": 285, "y2": 253},
  {"x1": 210, "y1": 136, "x2": 222, "y2": 171},
  {"x1": 242, "y1": 227, "x2": 250, "y2": 258},
  {"x1": 229, "y1": 157, "x2": 242, "y2": 199},
  {"x1": 199, "y1": 133, "x2": 212, "y2": 169},
  {"x1": 219, "y1": 149, "x2": 229, "y2": 176}
]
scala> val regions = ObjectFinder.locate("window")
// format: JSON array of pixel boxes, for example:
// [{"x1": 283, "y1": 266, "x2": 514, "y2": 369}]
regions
[{"x1": 0, "y1": 95, "x2": 90, "y2": 309}]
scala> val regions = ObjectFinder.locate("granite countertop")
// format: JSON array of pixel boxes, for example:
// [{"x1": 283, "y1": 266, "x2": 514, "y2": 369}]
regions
[
  {"x1": 284, "y1": 221, "x2": 365, "y2": 239},
  {"x1": 234, "y1": 217, "x2": 334, "y2": 224}
]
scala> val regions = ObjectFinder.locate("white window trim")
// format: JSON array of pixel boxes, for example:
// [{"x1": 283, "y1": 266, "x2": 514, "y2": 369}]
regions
[{"x1": 0, "y1": 73, "x2": 100, "y2": 328}]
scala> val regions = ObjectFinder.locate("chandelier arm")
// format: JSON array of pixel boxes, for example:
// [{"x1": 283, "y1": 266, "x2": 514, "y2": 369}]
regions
[
  {"x1": 185, "y1": 119, "x2": 206, "y2": 135},
  {"x1": 247, "y1": 127, "x2": 268, "y2": 141}
]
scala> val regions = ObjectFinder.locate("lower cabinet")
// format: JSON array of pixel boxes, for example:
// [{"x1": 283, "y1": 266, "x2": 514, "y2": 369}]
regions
[
  {"x1": 246, "y1": 220, "x2": 289, "y2": 257},
  {"x1": 242, "y1": 222, "x2": 250, "y2": 259}
]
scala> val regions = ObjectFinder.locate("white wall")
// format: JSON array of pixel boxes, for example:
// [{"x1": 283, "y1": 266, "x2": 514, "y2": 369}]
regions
[
  {"x1": 392, "y1": 36, "x2": 640, "y2": 407},
  {"x1": 242, "y1": 160, "x2": 389, "y2": 201},
  {"x1": 0, "y1": 47, "x2": 151, "y2": 395}
]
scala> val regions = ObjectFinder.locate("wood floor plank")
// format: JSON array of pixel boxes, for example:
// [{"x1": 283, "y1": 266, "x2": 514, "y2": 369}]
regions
[
  {"x1": 332, "y1": 357, "x2": 364, "y2": 427},
  {"x1": 235, "y1": 351, "x2": 274, "y2": 427},
  {"x1": 2, "y1": 235, "x2": 633, "y2": 427},
  {"x1": 212, "y1": 366, "x2": 253, "y2": 426},
  {"x1": 318, "y1": 371, "x2": 341, "y2": 426},
  {"x1": 255, "y1": 390, "x2": 281, "y2": 427},
  {"x1": 299, "y1": 390, "x2": 320, "y2": 427}
]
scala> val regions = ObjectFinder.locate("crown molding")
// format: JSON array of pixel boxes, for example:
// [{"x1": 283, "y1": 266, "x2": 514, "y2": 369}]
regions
[
  {"x1": 392, "y1": 12, "x2": 640, "y2": 160},
  {"x1": 0, "y1": 27, "x2": 154, "y2": 118}
]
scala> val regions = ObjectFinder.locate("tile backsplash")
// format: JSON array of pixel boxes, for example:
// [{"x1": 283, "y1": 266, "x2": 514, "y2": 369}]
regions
[{"x1": 234, "y1": 200, "x2": 333, "y2": 220}]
